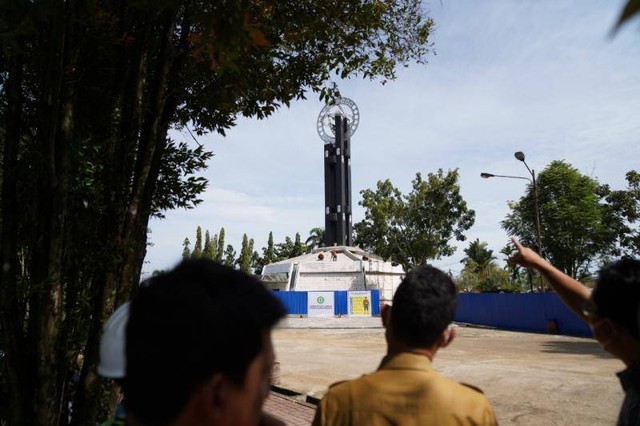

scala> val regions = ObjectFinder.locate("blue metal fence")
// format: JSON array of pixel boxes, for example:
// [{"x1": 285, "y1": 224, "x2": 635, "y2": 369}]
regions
[
  {"x1": 371, "y1": 290, "x2": 380, "y2": 316},
  {"x1": 273, "y1": 290, "x2": 381, "y2": 316},
  {"x1": 334, "y1": 291, "x2": 348, "y2": 316},
  {"x1": 455, "y1": 293, "x2": 592, "y2": 337},
  {"x1": 273, "y1": 290, "x2": 589, "y2": 337},
  {"x1": 272, "y1": 291, "x2": 307, "y2": 315}
]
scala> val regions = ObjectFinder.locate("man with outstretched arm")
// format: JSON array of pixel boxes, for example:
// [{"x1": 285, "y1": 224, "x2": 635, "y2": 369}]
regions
[
  {"x1": 511, "y1": 238, "x2": 640, "y2": 425},
  {"x1": 312, "y1": 265, "x2": 497, "y2": 426}
]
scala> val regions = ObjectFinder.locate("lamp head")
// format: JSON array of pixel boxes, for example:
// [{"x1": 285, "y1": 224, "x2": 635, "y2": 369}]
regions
[
  {"x1": 514, "y1": 151, "x2": 525, "y2": 162},
  {"x1": 480, "y1": 173, "x2": 494, "y2": 178}
]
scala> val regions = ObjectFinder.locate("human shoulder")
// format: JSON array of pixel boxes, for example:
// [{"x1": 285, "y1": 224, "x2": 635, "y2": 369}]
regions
[
  {"x1": 460, "y1": 382, "x2": 486, "y2": 395},
  {"x1": 327, "y1": 379, "x2": 349, "y2": 390},
  {"x1": 319, "y1": 373, "x2": 381, "y2": 406},
  {"x1": 313, "y1": 379, "x2": 363, "y2": 426},
  {"x1": 435, "y1": 374, "x2": 491, "y2": 404},
  {"x1": 435, "y1": 376, "x2": 496, "y2": 425},
  {"x1": 325, "y1": 373, "x2": 373, "y2": 393}
]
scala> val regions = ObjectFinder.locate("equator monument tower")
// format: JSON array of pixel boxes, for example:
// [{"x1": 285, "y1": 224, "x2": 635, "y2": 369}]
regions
[{"x1": 260, "y1": 98, "x2": 404, "y2": 303}]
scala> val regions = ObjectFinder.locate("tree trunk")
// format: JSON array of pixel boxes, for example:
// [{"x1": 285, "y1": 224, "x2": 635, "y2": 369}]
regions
[
  {"x1": 0, "y1": 38, "x2": 29, "y2": 426},
  {"x1": 28, "y1": 4, "x2": 77, "y2": 423},
  {"x1": 71, "y1": 10, "x2": 181, "y2": 425}
]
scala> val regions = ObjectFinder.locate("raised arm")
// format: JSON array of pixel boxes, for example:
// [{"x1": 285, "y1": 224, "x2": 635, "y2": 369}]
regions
[{"x1": 511, "y1": 238, "x2": 592, "y2": 322}]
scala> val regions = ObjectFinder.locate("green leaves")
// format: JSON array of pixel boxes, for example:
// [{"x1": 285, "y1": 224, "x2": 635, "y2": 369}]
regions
[
  {"x1": 0, "y1": 1, "x2": 436, "y2": 422},
  {"x1": 502, "y1": 161, "x2": 639, "y2": 278},
  {"x1": 355, "y1": 169, "x2": 475, "y2": 271},
  {"x1": 305, "y1": 227, "x2": 325, "y2": 250},
  {"x1": 151, "y1": 140, "x2": 214, "y2": 218}
]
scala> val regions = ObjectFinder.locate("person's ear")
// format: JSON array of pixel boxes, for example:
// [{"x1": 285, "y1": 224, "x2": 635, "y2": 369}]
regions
[
  {"x1": 203, "y1": 374, "x2": 226, "y2": 421},
  {"x1": 592, "y1": 318, "x2": 620, "y2": 349},
  {"x1": 439, "y1": 326, "x2": 456, "y2": 349},
  {"x1": 381, "y1": 304, "x2": 391, "y2": 328}
]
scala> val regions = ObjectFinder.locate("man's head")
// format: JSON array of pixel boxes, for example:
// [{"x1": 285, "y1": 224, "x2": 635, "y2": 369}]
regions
[
  {"x1": 124, "y1": 259, "x2": 286, "y2": 426},
  {"x1": 386, "y1": 265, "x2": 458, "y2": 351},
  {"x1": 587, "y1": 259, "x2": 640, "y2": 360}
]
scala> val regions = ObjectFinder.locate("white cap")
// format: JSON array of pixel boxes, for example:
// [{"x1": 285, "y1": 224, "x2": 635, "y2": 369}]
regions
[{"x1": 97, "y1": 302, "x2": 130, "y2": 378}]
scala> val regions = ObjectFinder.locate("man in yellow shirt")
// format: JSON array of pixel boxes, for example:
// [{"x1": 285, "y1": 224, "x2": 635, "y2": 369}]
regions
[{"x1": 312, "y1": 265, "x2": 497, "y2": 426}]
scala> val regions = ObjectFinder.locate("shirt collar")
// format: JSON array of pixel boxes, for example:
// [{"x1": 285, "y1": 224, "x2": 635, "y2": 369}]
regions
[{"x1": 378, "y1": 352, "x2": 434, "y2": 372}]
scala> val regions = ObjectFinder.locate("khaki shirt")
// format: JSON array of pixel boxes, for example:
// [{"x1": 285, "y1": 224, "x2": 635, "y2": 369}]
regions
[{"x1": 312, "y1": 352, "x2": 497, "y2": 426}]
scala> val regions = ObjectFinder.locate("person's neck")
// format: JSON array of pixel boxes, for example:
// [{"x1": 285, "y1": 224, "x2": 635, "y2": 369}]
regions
[{"x1": 387, "y1": 342, "x2": 437, "y2": 362}]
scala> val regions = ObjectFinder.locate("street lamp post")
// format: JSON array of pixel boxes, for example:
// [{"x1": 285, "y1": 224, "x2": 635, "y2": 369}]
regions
[
  {"x1": 513, "y1": 152, "x2": 543, "y2": 259},
  {"x1": 481, "y1": 151, "x2": 544, "y2": 292}
]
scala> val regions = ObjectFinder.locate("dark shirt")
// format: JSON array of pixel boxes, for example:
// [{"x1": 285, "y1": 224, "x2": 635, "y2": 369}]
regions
[{"x1": 617, "y1": 365, "x2": 640, "y2": 425}]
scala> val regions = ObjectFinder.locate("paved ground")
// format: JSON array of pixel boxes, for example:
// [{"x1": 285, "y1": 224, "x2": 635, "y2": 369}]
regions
[
  {"x1": 263, "y1": 393, "x2": 316, "y2": 426},
  {"x1": 267, "y1": 317, "x2": 624, "y2": 426}
]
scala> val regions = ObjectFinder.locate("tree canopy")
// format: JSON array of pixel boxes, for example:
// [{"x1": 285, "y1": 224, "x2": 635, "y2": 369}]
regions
[
  {"x1": 599, "y1": 170, "x2": 640, "y2": 258},
  {"x1": 354, "y1": 169, "x2": 475, "y2": 271},
  {"x1": 0, "y1": 1, "x2": 435, "y2": 424},
  {"x1": 502, "y1": 161, "x2": 639, "y2": 278},
  {"x1": 305, "y1": 227, "x2": 325, "y2": 250}
]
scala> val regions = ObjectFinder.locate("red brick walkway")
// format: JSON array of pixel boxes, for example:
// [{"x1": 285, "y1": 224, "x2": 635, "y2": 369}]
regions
[{"x1": 264, "y1": 392, "x2": 316, "y2": 426}]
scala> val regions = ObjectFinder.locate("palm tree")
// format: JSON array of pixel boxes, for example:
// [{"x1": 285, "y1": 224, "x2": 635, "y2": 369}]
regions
[
  {"x1": 305, "y1": 227, "x2": 325, "y2": 250},
  {"x1": 461, "y1": 239, "x2": 496, "y2": 280}
]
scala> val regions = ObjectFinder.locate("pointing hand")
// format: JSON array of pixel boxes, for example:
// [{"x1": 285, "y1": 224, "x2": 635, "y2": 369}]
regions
[{"x1": 510, "y1": 238, "x2": 545, "y2": 269}]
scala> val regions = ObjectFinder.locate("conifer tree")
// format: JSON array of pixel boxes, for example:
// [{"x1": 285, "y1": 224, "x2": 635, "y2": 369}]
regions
[
  {"x1": 293, "y1": 232, "x2": 305, "y2": 257},
  {"x1": 264, "y1": 231, "x2": 276, "y2": 264},
  {"x1": 216, "y1": 227, "x2": 225, "y2": 263},
  {"x1": 211, "y1": 234, "x2": 219, "y2": 262},
  {"x1": 223, "y1": 244, "x2": 236, "y2": 267},
  {"x1": 192, "y1": 226, "x2": 203, "y2": 258},
  {"x1": 238, "y1": 234, "x2": 254, "y2": 273},
  {"x1": 203, "y1": 230, "x2": 214, "y2": 259},
  {"x1": 182, "y1": 238, "x2": 191, "y2": 260}
]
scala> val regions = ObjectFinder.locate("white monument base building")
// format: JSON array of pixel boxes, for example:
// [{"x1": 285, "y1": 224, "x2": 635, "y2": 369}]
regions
[{"x1": 260, "y1": 246, "x2": 405, "y2": 303}]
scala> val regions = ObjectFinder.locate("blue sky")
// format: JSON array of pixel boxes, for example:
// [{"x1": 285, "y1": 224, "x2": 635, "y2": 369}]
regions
[{"x1": 144, "y1": 1, "x2": 640, "y2": 277}]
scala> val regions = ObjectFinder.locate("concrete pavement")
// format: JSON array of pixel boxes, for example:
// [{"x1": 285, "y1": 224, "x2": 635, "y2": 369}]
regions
[
  {"x1": 276, "y1": 315, "x2": 382, "y2": 329},
  {"x1": 271, "y1": 319, "x2": 623, "y2": 426},
  {"x1": 263, "y1": 392, "x2": 316, "y2": 426},
  {"x1": 263, "y1": 316, "x2": 380, "y2": 425}
]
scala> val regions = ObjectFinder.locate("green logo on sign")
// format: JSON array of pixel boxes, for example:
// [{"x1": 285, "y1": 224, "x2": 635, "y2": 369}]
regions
[{"x1": 317, "y1": 296, "x2": 325, "y2": 304}]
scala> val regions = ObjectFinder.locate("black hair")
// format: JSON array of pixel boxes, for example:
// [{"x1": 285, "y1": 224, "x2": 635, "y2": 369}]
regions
[
  {"x1": 124, "y1": 259, "x2": 286, "y2": 425},
  {"x1": 592, "y1": 258, "x2": 640, "y2": 339},
  {"x1": 391, "y1": 265, "x2": 458, "y2": 348}
]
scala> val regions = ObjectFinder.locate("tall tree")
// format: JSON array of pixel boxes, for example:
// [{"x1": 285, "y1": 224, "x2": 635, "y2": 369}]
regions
[
  {"x1": 455, "y1": 263, "x2": 511, "y2": 293},
  {"x1": 192, "y1": 226, "x2": 203, "y2": 258},
  {"x1": 216, "y1": 227, "x2": 226, "y2": 263},
  {"x1": 203, "y1": 230, "x2": 213, "y2": 259},
  {"x1": 182, "y1": 238, "x2": 191, "y2": 260},
  {"x1": 460, "y1": 239, "x2": 496, "y2": 281},
  {"x1": 456, "y1": 239, "x2": 521, "y2": 293},
  {"x1": 292, "y1": 232, "x2": 306, "y2": 257},
  {"x1": 237, "y1": 234, "x2": 254, "y2": 273},
  {"x1": 264, "y1": 232, "x2": 276, "y2": 264},
  {"x1": 305, "y1": 227, "x2": 325, "y2": 250},
  {"x1": 0, "y1": 1, "x2": 434, "y2": 423},
  {"x1": 355, "y1": 169, "x2": 475, "y2": 271},
  {"x1": 223, "y1": 244, "x2": 237, "y2": 268},
  {"x1": 254, "y1": 231, "x2": 276, "y2": 274},
  {"x1": 211, "y1": 233, "x2": 219, "y2": 261},
  {"x1": 251, "y1": 250, "x2": 264, "y2": 275},
  {"x1": 502, "y1": 161, "x2": 611, "y2": 279},
  {"x1": 599, "y1": 170, "x2": 640, "y2": 258},
  {"x1": 275, "y1": 236, "x2": 295, "y2": 260}
]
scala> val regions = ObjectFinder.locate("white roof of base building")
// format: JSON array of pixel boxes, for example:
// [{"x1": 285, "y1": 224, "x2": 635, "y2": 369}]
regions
[{"x1": 260, "y1": 246, "x2": 405, "y2": 301}]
